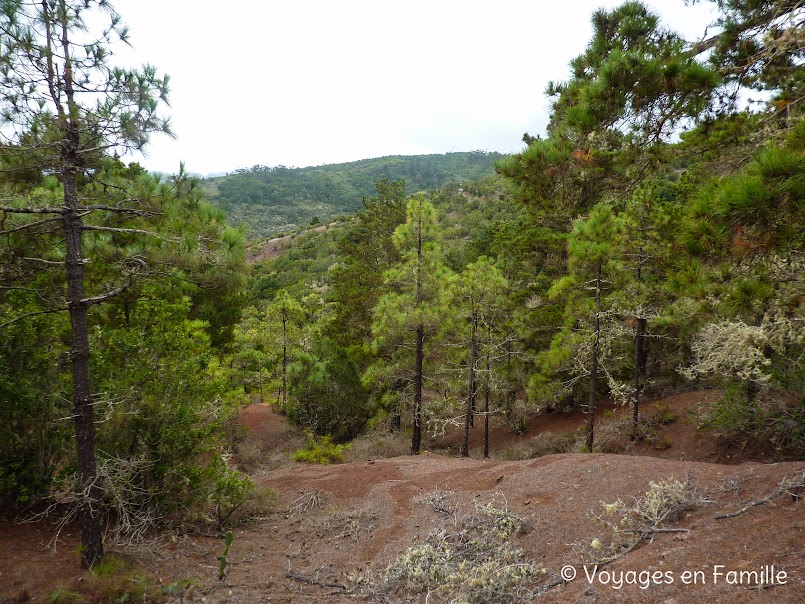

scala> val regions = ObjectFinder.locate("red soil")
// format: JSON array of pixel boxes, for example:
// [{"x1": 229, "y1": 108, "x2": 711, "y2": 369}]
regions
[{"x1": 1, "y1": 391, "x2": 803, "y2": 603}]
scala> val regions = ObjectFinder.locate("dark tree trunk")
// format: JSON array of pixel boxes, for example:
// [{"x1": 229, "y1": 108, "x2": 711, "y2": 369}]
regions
[
  {"x1": 587, "y1": 263, "x2": 602, "y2": 453},
  {"x1": 631, "y1": 317, "x2": 646, "y2": 441},
  {"x1": 53, "y1": 8, "x2": 104, "y2": 566},
  {"x1": 483, "y1": 327, "x2": 491, "y2": 459},
  {"x1": 461, "y1": 314, "x2": 478, "y2": 457},
  {"x1": 391, "y1": 395, "x2": 402, "y2": 432},
  {"x1": 412, "y1": 324, "x2": 424, "y2": 454},
  {"x1": 63, "y1": 149, "x2": 104, "y2": 569}
]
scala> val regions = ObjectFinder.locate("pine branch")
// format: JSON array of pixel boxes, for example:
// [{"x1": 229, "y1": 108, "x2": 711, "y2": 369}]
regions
[
  {"x1": 77, "y1": 204, "x2": 161, "y2": 217},
  {"x1": 81, "y1": 225, "x2": 159, "y2": 237},
  {"x1": 0, "y1": 216, "x2": 63, "y2": 235},
  {"x1": 0, "y1": 306, "x2": 67, "y2": 329},
  {"x1": 22, "y1": 257, "x2": 65, "y2": 266},
  {"x1": 79, "y1": 278, "x2": 136, "y2": 307},
  {"x1": 0, "y1": 206, "x2": 65, "y2": 215}
]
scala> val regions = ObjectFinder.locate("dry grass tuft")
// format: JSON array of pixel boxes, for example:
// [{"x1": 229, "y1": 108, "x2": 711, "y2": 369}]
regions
[
  {"x1": 368, "y1": 491, "x2": 549, "y2": 603},
  {"x1": 578, "y1": 477, "x2": 709, "y2": 566}
]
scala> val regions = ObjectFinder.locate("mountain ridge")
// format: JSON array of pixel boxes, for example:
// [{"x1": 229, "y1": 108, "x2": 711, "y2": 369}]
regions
[{"x1": 202, "y1": 150, "x2": 506, "y2": 238}]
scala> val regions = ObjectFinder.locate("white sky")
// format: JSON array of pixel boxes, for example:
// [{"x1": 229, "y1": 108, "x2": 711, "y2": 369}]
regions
[{"x1": 114, "y1": 1, "x2": 719, "y2": 176}]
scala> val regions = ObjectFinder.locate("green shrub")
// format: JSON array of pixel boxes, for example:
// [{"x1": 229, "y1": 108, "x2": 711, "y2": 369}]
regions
[
  {"x1": 287, "y1": 349, "x2": 369, "y2": 442},
  {"x1": 292, "y1": 435, "x2": 351, "y2": 464},
  {"x1": 346, "y1": 430, "x2": 409, "y2": 461},
  {"x1": 655, "y1": 436, "x2": 673, "y2": 450},
  {"x1": 46, "y1": 588, "x2": 82, "y2": 604},
  {"x1": 696, "y1": 384, "x2": 805, "y2": 455},
  {"x1": 207, "y1": 456, "x2": 255, "y2": 527},
  {"x1": 651, "y1": 403, "x2": 678, "y2": 425}
]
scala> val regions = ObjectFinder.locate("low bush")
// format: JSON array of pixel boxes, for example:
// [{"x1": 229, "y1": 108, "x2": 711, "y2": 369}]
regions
[
  {"x1": 292, "y1": 435, "x2": 351, "y2": 464},
  {"x1": 580, "y1": 478, "x2": 708, "y2": 566},
  {"x1": 695, "y1": 384, "x2": 805, "y2": 456},
  {"x1": 345, "y1": 430, "x2": 410, "y2": 461},
  {"x1": 372, "y1": 491, "x2": 547, "y2": 603}
]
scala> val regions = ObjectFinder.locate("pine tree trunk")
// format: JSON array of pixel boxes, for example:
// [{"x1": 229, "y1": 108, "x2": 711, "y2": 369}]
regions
[
  {"x1": 483, "y1": 329, "x2": 491, "y2": 459},
  {"x1": 631, "y1": 317, "x2": 646, "y2": 441},
  {"x1": 587, "y1": 263, "x2": 602, "y2": 453},
  {"x1": 631, "y1": 239, "x2": 646, "y2": 441},
  {"x1": 469, "y1": 316, "x2": 477, "y2": 429},
  {"x1": 63, "y1": 150, "x2": 104, "y2": 569},
  {"x1": 53, "y1": 9, "x2": 104, "y2": 566},
  {"x1": 461, "y1": 314, "x2": 478, "y2": 457},
  {"x1": 412, "y1": 324, "x2": 424, "y2": 455}
]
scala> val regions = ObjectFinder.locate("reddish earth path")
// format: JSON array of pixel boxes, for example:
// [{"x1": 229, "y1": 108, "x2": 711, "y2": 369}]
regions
[{"x1": 1, "y1": 390, "x2": 803, "y2": 603}]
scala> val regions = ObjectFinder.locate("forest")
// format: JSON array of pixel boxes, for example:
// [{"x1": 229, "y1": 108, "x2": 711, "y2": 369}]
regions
[
  {"x1": 0, "y1": 0, "x2": 803, "y2": 597},
  {"x1": 204, "y1": 151, "x2": 505, "y2": 237}
]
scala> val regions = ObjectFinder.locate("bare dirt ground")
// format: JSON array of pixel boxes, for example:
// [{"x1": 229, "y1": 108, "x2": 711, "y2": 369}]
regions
[
  {"x1": 247, "y1": 223, "x2": 336, "y2": 263},
  {"x1": 2, "y1": 390, "x2": 804, "y2": 603}
]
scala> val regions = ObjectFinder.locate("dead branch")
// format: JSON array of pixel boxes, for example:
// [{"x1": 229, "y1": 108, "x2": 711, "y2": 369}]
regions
[
  {"x1": 0, "y1": 205, "x2": 64, "y2": 214},
  {"x1": 0, "y1": 215, "x2": 63, "y2": 234},
  {"x1": 286, "y1": 570, "x2": 347, "y2": 592},
  {"x1": 288, "y1": 489, "x2": 325, "y2": 518},
  {"x1": 716, "y1": 469, "x2": 805, "y2": 520},
  {"x1": 81, "y1": 224, "x2": 160, "y2": 237}
]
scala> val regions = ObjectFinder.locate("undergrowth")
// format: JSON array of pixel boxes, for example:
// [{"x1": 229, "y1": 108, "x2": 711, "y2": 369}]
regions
[
  {"x1": 292, "y1": 434, "x2": 351, "y2": 464},
  {"x1": 693, "y1": 385, "x2": 805, "y2": 457},
  {"x1": 367, "y1": 490, "x2": 548, "y2": 603},
  {"x1": 578, "y1": 477, "x2": 708, "y2": 566}
]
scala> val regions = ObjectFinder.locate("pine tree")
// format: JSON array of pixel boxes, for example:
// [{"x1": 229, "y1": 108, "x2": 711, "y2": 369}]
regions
[
  {"x1": 329, "y1": 177, "x2": 407, "y2": 354},
  {"x1": 369, "y1": 196, "x2": 452, "y2": 454},
  {"x1": 0, "y1": 1, "x2": 240, "y2": 566},
  {"x1": 268, "y1": 290, "x2": 306, "y2": 409},
  {"x1": 452, "y1": 258, "x2": 509, "y2": 457}
]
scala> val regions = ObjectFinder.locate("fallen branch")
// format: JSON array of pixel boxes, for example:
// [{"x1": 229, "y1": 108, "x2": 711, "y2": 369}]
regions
[
  {"x1": 286, "y1": 570, "x2": 347, "y2": 592},
  {"x1": 716, "y1": 469, "x2": 805, "y2": 520}
]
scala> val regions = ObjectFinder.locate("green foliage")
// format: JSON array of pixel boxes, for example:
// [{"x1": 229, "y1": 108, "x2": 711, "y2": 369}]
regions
[
  {"x1": 0, "y1": 298, "x2": 70, "y2": 505},
  {"x1": 207, "y1": 456, "x2": 255, "y2": 527},
  {"x1": 206, "y1": 152, "x2": 504, "y2": 237},
  {"x1": 218, "y1": 531, "x2": 235, "y2": 581},
  {"x1": 328, "y1": 177, "x2": 407, "y2": 351},
  {"x1": 78, "y1": 294, "x2": 252, "y2": 532},
  {"x1": 287, "y1": 349, "x2": 369, "y2": 442},
  {"x1": 547, "y1": 1, "x2": 719, "y2": 141},
  {"x1": 90, "y1": 555, "x2": 127, "y2": 578},
  {"x1": 46, "y1": 588, "x2": 83, "y2": 604},
  {"x1": 695, "y1": 384, "x2": 805, "y2": 456},
  {"x1": 650, "y1": 404, "x2": 677, "y2": 425},
  {"x1": 292, "y1": 435, "x2": 351, "y2": 465}
]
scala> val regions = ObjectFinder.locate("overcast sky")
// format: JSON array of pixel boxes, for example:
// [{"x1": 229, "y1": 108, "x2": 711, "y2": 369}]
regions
[{"x1": 114, "y1": 1, "x2": 719, "y2": 176}]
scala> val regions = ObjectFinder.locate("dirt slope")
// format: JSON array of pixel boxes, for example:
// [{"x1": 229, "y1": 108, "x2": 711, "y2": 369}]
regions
[{"x1": 1, "y1": 392, "x2": 803, "y2": 603}]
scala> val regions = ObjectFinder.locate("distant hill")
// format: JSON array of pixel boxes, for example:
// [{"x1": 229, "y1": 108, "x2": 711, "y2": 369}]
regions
[{"x1": 202, "y1": 151, "x2": 506, "y2": 237}]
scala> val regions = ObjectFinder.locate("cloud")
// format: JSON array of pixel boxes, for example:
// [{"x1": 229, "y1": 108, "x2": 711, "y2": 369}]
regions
[{"x1": 116, "y1": 0, "x2": 717, "y2": 175}]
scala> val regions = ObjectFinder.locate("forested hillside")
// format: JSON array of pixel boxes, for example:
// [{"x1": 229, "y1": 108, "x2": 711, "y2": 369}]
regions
[
  {"x1": 239, "y1": 0, "x2": 804, "y2": 460},
  {"x1": 203, "y1": 151, "x2": 504, "y2": 237},
  {"x1": 1, "y1": 0, "x2": 803, "y2": 599}
]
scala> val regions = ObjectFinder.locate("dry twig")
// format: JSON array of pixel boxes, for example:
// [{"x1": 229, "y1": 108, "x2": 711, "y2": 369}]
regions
[{"x1": 716, "y1": 468, "x2": 805, "y2": 520}]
